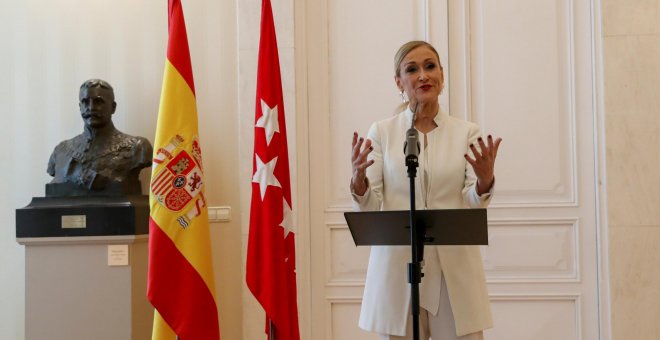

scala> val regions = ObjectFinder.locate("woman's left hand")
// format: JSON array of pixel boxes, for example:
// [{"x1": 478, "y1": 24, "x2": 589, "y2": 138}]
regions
[{"x1": 465, "y1": 135, "x2": 502, "y2": 195}]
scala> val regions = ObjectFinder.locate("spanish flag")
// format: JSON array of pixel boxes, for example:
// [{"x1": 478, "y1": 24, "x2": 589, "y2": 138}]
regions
[{"x1": 147, "y1": 0, "x2": 220, "y2": 339}]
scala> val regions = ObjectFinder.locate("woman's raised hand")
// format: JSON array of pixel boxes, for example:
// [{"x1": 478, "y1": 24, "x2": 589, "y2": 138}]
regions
[
  {"x1": 351, "y1": 132, "x2": 374, "y2": 196},
  {"x1": 465, "y1": 135, "x2": 502, "y2": 195}
]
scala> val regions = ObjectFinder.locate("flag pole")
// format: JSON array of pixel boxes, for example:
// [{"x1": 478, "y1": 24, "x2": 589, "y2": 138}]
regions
[{"x1": 269, "y1": 319, "x2": 275, "y2": 340}]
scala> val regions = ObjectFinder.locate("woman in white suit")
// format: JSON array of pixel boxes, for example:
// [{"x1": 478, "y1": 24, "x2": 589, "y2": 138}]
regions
[{"x1": 350, "y1": 41, "x2": 502, "y2": 340}]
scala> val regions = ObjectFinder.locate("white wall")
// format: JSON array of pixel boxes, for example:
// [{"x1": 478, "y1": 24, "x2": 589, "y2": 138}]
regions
[
  {"x1": 602, "y1": 0, "x2": 660, "y2": 338},
  {"x1": 0, "y1": 1, "x2": 251, "y2": 339}
]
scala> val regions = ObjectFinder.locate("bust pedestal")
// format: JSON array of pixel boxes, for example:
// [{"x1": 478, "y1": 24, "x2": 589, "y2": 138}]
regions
[{"x1": 16, "y1": 196, "x2": 152, "y2": 340}]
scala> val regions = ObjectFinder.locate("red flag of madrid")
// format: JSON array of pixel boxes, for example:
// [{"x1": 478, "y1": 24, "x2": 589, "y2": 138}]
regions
[{"x1": 246, "y1": 0, "x2": 300, "y2": 339}]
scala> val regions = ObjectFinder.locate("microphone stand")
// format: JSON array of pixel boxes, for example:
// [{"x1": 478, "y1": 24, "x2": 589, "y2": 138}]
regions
[{"x1": 403, "y1": 104, "x2": 423, "y2": 340}]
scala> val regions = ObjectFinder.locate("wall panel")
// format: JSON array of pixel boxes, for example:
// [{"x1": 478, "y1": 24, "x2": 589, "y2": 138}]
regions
[{"x1": 470, "y1": 0, "x2": 576, "y2": 207}]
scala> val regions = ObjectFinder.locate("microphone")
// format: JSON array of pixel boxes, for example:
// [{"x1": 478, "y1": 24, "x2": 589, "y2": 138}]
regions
[{"x1": 404, "y1": 103, "x2": 420, "y2": 164}]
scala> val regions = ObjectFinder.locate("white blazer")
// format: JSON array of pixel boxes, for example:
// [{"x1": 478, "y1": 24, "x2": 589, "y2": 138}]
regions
[{"x1": 352, "y1": 107, "x2": 493, "y2": 336}]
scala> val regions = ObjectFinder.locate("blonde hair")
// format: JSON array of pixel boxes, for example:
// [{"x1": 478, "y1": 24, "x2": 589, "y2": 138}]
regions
[{"x1": 394, "y1": 41, "x2": 441, "y2": 77}]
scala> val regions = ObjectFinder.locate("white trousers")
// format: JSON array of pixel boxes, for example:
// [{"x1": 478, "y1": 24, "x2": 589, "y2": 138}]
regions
[{"x1": 378, "y1": 276, "x2": 484, "y2": 340}]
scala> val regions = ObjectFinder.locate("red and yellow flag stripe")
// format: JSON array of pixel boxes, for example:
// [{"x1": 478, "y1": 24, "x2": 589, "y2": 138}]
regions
[{"x1": 148, "y1": 0, "x2": 219, "y2": 339}]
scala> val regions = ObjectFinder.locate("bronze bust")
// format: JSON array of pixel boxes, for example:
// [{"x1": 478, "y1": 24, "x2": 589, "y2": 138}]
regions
[{"x1": 46, "y1": 79, "x2": 153, "y2": 196}]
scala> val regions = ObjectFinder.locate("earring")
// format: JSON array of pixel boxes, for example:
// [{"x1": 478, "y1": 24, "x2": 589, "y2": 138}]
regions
[{"x1": 399, "y1": 90, "x2": 409, "y2": 103}]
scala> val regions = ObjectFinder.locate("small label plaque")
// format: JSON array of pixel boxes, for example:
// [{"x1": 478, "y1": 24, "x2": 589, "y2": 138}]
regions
[
  {"x1": 61, "y1": 215, "x2": 86, "y2": 229},
  {"x1": 108, "y1": 245, "x2": 130, "y2": 266}
]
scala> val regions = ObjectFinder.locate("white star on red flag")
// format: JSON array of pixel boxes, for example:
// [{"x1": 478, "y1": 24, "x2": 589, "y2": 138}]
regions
[
  {"x1": 280, "y1": 200, "x2": 294, "y2": 239},
  {"x1": 252, "y1": 155, "x2": 281, "y2": 200},
  {"x1": 256, "y1": 99, "x2": 280, "y2": 146}
]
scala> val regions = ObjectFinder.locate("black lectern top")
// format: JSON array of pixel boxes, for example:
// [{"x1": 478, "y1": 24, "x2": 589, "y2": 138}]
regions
[{"x1": 344, "y1": 209, "x2": 488, "y2": 246}]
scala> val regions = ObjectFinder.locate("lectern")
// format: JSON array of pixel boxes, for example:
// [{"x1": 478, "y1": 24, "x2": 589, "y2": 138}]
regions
[
  {"x1": 344, "y1": 208, "x2": 488, "y2": 339},
  {"x1": 345, "y1": 208, "x2": 488, "y2": 246}
]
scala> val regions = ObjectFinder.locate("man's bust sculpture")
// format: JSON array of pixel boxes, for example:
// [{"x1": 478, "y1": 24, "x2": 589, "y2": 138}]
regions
[{"x1": 46, "y1": 79, "x2": 153, "y2": 196}]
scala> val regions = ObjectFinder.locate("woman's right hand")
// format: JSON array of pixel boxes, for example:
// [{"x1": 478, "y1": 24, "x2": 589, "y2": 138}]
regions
[{"x1": 351, "y1": 132, "x2": 374, "y2": 196}]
